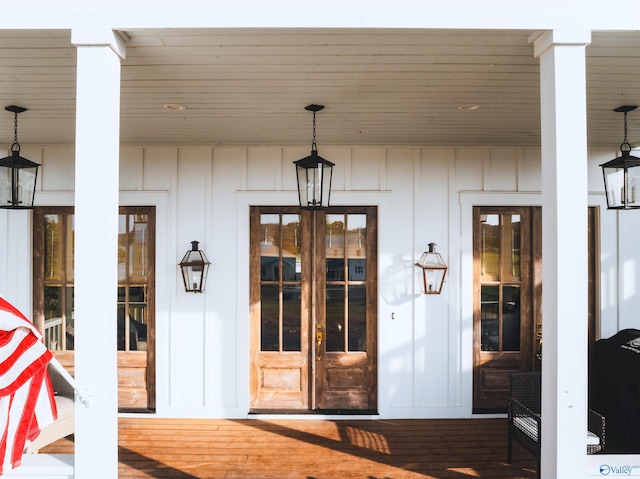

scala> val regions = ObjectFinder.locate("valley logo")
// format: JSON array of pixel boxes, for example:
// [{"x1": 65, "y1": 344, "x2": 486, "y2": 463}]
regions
[{"x1": 599, "y1": 463, "x2": 640, "y2": 475}]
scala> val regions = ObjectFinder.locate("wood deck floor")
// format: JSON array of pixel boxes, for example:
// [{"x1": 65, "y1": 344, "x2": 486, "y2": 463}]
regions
[{"x1": 41, "y1": 417, "x2": 537, "y2": 479}]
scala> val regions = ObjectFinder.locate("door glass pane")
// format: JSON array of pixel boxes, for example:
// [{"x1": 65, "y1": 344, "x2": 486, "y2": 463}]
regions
[
  {"x1": 65, "y1": 217, "x2": 74, "y2": 281},
  {"x1": 44, "y1": 286, "x2": 62, "y2": 350},
  {"x1": 129, "y1": 215, "x2": 149, "y2": 282},
  {"x1": 481, "y1": 285, "x2": 499, "y2": 351},
  {"x1": 118, "y1": 215, "x2": 127, "y2": 282},
  {"x1": 326, "y1": 214, "x2": 345, "y2": 281},
  {"x1": 348, "y1": 285, "x2": 366, "y2": 351},
  {"x1": 259, "y1": 213, "x2": 302, "y2": 352},
  {"x1": 347, "y1": 214, "x2": 366, "y2": 280},
  {"x1": 44, "y1": 214, "x2": 63, "y2": 281},
  {"x1": 283, "y1": 289, "x2": 300, "y2": 351},
  {"x1": 502, "y1": 285, "x2": 521, "y2": 351},
  {"x1": 281, "y1": 215, "x2": 301, "y2": 281},
  {"x1": 480, "y1": 214, "x2": 500, "y2": 278},
  {"x1": 128, "y1": 286, "x2": 148, "y2": 351},
  {"x1": 261, "y1": 284, "x2": 279, "y2": 351},
  {"x1": 260, "y1": 214, "x2": 280, "y2": 281},
  {"x1": 282, "y1": 214, "x2": 301, "y2": 351},
  {"x1": 64, "y1": 286, "x2": 74, "y2": 350},
  {"x1": 505, "y1": 214, "x2": 521, "y2": 279},
  {"x1": 326, "y1": 284, "x2": 345, "y2": 352}
]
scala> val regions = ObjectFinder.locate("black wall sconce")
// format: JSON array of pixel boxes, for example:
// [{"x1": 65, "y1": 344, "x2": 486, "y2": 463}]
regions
[
  {"x1": 179, "y1": 241, "x2": 211, "y2": 293},
  {"x1": 293, "y1": 104, "x2": 334, "y2": 210},
  {"x1": 415, "y1": 243, "x2": 448, "y2": 295},
  {"x1": 0, "y1": 105, "x2": 40, "y2": 209},
  {"x1": 601, "y1": 105, "x2": 640, "y2": 210}
]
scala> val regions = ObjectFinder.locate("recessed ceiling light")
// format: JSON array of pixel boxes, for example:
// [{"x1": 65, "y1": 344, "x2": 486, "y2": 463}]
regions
[
  {"x1": 457, "y1": 103, "x2": 480, "y2": 111},
  {"x1": 163, "y1": 103, "x2": 187, "y2": 111}
]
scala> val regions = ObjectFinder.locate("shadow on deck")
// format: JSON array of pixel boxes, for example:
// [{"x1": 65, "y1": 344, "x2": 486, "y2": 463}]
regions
[{"x1": 41, "y1": 417, "x2": 536, "y2": 478}]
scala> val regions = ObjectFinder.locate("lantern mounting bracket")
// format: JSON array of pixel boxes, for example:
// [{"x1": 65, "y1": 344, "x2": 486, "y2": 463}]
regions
[{"x1": 5, "y1": 105, "x2": 27, "y2": 114}]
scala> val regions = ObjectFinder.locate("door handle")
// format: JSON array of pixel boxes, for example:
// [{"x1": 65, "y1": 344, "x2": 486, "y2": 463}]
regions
[{"x1": 316, "y1": 324, "x2": 323, "y2": 361}]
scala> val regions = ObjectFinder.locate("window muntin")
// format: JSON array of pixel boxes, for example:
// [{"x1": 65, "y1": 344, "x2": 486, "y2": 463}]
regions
[
  {"x1": 35, "y1": 207, "x2": 154, "y2": 353},
  {"x1": 42, "y1": 211, "x2": 75, "y2": 351},
  {"x1": 479, "y1": 212, "x2": 522, "y2": 353},
  {"x1": 325, "y1": 213, "x2": 367, "y2": 353},
  {"x1": 259, "y1": 213, "x2": 302, "y2": 352},
  {"x1": 117, "y1": 213, "x2": 150, "y2": 351}
]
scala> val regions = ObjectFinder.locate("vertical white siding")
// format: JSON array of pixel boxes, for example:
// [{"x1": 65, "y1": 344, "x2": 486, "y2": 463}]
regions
[{"x1": 4, "y1": 143, "x2": 633, "y2": 419}]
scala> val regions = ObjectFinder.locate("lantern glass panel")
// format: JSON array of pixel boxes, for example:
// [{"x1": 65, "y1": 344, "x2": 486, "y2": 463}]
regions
[
  {"x1": 0, "y1": 168, "x2": 10, "y2": 206},
  {"x1": 627, "y1": 165, "x2": 640, "y2": 206},
  {"x1": 17, "y1": 167, "x2": 37, "y2": 207},
  {"x1": 295, "y1": 163, "x2": 314, "y2": 208}
]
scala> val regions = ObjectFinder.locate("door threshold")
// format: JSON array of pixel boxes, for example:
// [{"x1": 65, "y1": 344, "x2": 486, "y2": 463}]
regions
[{"x1": 249, "y1": 409, "x2": 379, "y2": 420}]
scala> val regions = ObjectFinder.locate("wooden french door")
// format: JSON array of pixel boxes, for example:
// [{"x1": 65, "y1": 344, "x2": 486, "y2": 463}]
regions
[
  {"x1": 250, "y1": 206, "x2": 377, "y2": 412},
  {"x1": 33, "y1": 206, "x2": 156, "y2": 411},
  {"x1": 473, "y1": 206, "x2": 598, "y2": 412},
  {"x1": 473, "y1": 206, "x2": 540, "y2": 412}
]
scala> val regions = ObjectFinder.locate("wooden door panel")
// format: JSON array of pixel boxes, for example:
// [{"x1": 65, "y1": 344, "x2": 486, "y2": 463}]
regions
[
  {"x1": 118, "y1": 351, "x2": 148, "y2": 409},
  {"x1": 318, "y1": 353, "x2": 372, "y2": 409},
  {"x1": 252, "y1": 354, "x2": 309, "y2": 409}
]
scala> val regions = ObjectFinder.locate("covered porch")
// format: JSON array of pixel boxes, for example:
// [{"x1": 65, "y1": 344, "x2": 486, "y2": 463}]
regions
[{"x1": 41, "y1": 417, "x2": 537, "y2": 479}]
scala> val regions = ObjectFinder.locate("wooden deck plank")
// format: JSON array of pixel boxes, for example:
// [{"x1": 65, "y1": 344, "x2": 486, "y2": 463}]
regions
[{"x1": 40, "y1": 418, "x2": 537, "y2": 478}]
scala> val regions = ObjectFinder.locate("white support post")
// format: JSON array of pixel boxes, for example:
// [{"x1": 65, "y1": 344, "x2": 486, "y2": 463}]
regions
[
  {"x1": 71, "y1": 28, "x2": 125, "y2": 479},
  {"x1": 533, "y1": 30, "x2": 591, "y2": 479}
]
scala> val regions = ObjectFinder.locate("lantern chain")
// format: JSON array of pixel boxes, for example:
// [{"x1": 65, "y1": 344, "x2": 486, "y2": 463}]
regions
[
  {"x1": 11, "y1": 110, "x2": 20, "y2": 152},
  {"x1": 622, "y1": 110, "x2": 632, "y2": 153},
  {"x1": 311, "y1": 110, "x2": 318, "y2": 152}
]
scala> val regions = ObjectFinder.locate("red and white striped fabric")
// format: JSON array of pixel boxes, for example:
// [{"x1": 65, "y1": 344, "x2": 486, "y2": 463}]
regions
[{"x1": 0, "y1": 296, "x2": 57, "y2": 474}]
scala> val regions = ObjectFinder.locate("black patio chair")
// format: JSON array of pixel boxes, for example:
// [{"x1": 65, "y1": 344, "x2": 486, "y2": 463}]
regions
[{"x1": 507, "y1": 371, "x2": 605, "y2": 479}]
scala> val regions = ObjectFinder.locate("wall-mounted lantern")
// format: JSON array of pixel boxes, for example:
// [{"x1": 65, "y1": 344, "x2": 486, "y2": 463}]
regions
[
  {"x1": 294, "y1": 104, "x2": 334, "y2": 210},
  {"x1": 415, "y1": 242, "x2": 448, "y2": 295},
  {"x1": 600, "y1": 105, "x2": 640, "y2": 210},
  {"x1": 179, "y1": 241, "x2": 210, "y2": 293},
  {"x1": 0, "y1": 105, "x2": 40, "y2": 209}
]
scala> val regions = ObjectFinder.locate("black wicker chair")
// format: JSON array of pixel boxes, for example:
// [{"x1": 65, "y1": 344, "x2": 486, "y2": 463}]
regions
[{"x1": 507, "y1": 371, "x2": 605, "y2": 479}]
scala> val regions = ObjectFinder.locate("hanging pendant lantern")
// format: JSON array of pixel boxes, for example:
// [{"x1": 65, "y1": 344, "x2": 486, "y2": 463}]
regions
[
  {"x1": 294, "y1": 104, "x2": 334, "y2": 210},
  {"x1": 600, "y1": 105, "x2": 640, "y2": 210},
  {"x1": 0, "y1": 105, "x2": 40, "y2": 209}
]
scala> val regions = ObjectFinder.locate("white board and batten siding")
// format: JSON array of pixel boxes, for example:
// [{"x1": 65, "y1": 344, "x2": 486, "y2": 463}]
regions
[{"x1": 0, "y1": 143, "x2": 634, "y2": 419}]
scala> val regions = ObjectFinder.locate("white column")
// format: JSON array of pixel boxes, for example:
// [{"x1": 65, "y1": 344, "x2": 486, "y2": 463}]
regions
[
  {"x1": 533, "y1": 30, "x2": 591, "y2": 479},
  {"x1": 71, "y1": 28, "x2": 125, "y2": 479}
]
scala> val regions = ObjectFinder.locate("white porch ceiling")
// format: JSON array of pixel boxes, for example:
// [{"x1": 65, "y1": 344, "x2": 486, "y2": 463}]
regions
[{"x1": 1, "y1": 28, "x2": 640, "y2": 149}]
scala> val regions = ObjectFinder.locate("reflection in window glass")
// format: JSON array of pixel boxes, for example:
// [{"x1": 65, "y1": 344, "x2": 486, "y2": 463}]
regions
[
  {"x1": 325, "y1": 213, "x2": 368, "y2": 353},
  {"x1": 502, "y1": 285, "x2": 520, "y2": 351},
  {"x1": 481, "y1": 285, "x2": 499, "y2": 351},
  {"x1": 348, "y1": 285, "x2": 366, "y2": 351},
  {"x1": 509, "y1": 215, "x2": 521, "y2": 278},
  {"x1": 347, "y1": 215, "x2": 366, "y2": 281},
  {"x1": 326, "y1": 285, "x2": 345, "y2": 352},
  {"x1": 326, "y1": 215, "x2": 345, "y2": 281},
  {"x1": 118, "y1": 214, "x2": 150, "y2": 351},
  {"x1": 260, "y1": 214, "x2": 281, "y2": 282},
  {"x1": 42, "y1": 212, "x2": 75, "y2": 351},
  {"x1": 480, "y1": 214, "x2": 500, "y2": 277},
  {"x1": 282, "y1": 215, "x2": 301, "y2": 282},
  {"x1": 259, "y1": 212, "x2": 302, "y2": 352},
  {"x1": 283, "y1": 286, "x2": 301, "y2": 351},
  {"x1": 261, "y1": 285, "x2": 279, "y2": 351}
]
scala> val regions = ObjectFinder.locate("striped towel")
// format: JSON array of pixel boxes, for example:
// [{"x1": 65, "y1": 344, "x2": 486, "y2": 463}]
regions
[{"x1": 0, "y1": 296, "x2": 57, "y2": 474}]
